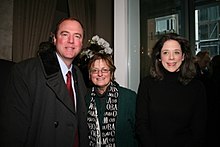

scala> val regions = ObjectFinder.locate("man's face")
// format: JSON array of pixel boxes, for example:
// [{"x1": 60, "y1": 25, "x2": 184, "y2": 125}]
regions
[{"x1": 53, "y1": 20, "x2": 83, "y2": 65}]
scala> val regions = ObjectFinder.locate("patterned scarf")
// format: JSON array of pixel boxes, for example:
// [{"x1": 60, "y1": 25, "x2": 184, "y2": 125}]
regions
[{"x1": 87, "y1": 82, "x2": 119, "y2": 147}]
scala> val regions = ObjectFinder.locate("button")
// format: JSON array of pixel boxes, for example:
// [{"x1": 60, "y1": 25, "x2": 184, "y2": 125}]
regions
[{"x1": 54, "y1": 121, "x2": 59, "y2": 128}]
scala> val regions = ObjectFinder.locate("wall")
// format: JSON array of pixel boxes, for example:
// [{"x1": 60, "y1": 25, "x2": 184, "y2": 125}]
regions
[
  {"x1": 0, "y1": 0, "x2": 13, "y2": 60},
  {"x1": 114, "y1": 0, "x2": 140, "y2": 92}
]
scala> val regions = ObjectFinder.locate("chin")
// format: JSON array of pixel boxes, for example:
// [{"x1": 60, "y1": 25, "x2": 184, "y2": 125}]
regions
[{"x1": 166, "y1": 68, "x2": 179, "y2": 72}]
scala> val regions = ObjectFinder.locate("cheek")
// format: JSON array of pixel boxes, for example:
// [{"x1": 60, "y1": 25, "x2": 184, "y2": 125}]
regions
[
  {"x1": 178, "y1": 55, "x2": 184, "y2": 62},
  {"x1": 75, "y1": 40, "x2": 83, "y2": 47},
  {"x1": 161, "y1": 61, "x2": 167, "y2": 68},
  {"x1": 160, "y1": 56, "x2": 168, "y2": 62},
  {"x1": 57, "y1": 38, "x2": 65, "y2": 44},
  {"x1": 90, "y1": 75, "x2": 96, "y2": 81},
  {"x1": 105, "y1": 75, "x2": 111, "y2": 81},
  {"x1": 55, "y1": 36, "x2": 68, "y2": 44}
]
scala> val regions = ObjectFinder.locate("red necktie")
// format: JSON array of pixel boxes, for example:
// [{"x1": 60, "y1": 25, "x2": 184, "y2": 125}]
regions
[
  {"x1": 66, "y1": 71, "x2": 74, "y2": 103},
  {"x1": 66, "y1": 71, "x2": 79, "y2": 147}
]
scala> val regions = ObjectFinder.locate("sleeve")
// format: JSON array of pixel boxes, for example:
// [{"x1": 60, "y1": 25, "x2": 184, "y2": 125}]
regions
[
  {"x1": 117, "y1": 86, "x2": 138, "y2": 147},
  {"x1": 135, "y1": 77, "x2": 154, "y2": 147},
  {"x1": 0, "y1": 64, "x2": 32, "y2": 146},
  {"x1": 128, "y1": 90, "x2": 138, "y2": 147},
  {"x1": 188, "y1": 81, "x2": 207, "y2": 147}
]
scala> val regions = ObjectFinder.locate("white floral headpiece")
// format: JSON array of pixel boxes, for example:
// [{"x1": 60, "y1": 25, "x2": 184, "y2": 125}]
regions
[{"x1": 80, "y1": 35, "x2": 113, "y2": 59}]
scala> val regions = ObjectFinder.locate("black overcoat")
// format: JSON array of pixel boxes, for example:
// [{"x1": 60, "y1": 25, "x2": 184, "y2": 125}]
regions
[{"x1": 0, "y1": 48, "x2": 89, "y2": 147}]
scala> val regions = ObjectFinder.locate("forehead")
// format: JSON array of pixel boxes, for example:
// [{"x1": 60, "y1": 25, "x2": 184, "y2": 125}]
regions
[
  {"x1": 92, "y1": 59, "x2": 108, "y2": 67},
  {"x1": 58, "y1": 20, "x2": 83, "y2": 34},
  {"x1": 162, "y1": 40, "x2": 181, "y2": 50}
]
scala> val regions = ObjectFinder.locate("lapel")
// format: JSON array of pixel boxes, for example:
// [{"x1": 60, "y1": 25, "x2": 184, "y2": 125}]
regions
[
  {"x1": 39, "y1": 48, "x2": 76, "y2": 114},
  {"x1": 72, "y1": 66, "x2": 79, "y2": 98}
]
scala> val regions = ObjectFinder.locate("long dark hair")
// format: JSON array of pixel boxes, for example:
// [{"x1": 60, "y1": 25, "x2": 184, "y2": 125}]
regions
[{"x1": 150, "y1": 33, "x2": 196, "y2": 85}]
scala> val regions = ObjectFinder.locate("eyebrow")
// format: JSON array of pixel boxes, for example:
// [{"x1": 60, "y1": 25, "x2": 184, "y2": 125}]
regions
[
  {"x1": 91, "y1": 67, "x2": 109, "y2": 69},
  {"x1": 162, "y1": 49, "x2": 181, "y2": 51},
  {"x1": 74, "y1": 33, "x2": 83, "y2": 38},
  {"x1": 59, "y1": 31, "x2": 82, "y2": 36},
  {"x1": 60, "y1": 31, "x2": 69, "y2": 34}
]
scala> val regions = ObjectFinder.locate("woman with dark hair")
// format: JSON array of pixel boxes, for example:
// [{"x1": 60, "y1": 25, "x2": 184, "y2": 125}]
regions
[{"x1": 136, "y1": 33, "x2": 207, "y2": 147}]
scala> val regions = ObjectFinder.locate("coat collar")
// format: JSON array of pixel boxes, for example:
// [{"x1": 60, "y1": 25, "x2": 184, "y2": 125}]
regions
[
  {"x1": 39, "y1": 47, "x2": 60, "y2": 77},
  {"x1": 39, "y1": 47, "x2": 77, "y2": 114}
]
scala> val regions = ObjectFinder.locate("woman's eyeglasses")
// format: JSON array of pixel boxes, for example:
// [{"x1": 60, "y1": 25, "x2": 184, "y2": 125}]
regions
[{"x1": 90, "y1": 68, "x2": 110, "y2": 74}]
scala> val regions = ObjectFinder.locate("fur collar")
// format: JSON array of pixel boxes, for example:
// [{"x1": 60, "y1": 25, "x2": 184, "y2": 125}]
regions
[{"x1": 39, "y1": 47, "x2": 60, "y2": 76}]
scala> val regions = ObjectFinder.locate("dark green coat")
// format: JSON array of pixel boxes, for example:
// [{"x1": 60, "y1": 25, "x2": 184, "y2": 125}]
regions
[{"x1": 85, "y1": 83, "x2": 138, "y2": 147}]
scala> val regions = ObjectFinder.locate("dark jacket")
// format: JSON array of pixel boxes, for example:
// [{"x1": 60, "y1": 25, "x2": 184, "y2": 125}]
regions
[
  {"x1": 0, "y1": 59, "x2": 14, "y2": 98},
  {"x1": 0, "y1": 48, "x2": 89, "y2": 147},
  {"x1": 136, "y1": 72, "x2": 207, "y2": 147},
  {"x1": 85, "y1": 83, "x2": 138, "y2": 147}
]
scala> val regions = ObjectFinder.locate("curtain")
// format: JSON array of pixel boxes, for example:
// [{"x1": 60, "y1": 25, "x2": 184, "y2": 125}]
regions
[
  {"x1": 12, "y1": 0, "x2": 57, "y2": 62},
  {"x1": 68, "y1": 0, "x2": 96, "y2": 48}
]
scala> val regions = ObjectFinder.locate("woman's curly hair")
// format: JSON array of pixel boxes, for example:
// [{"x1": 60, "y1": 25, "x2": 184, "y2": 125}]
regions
[{"x1": 150, "y1": 33, "x2": 196, "y2": 85}]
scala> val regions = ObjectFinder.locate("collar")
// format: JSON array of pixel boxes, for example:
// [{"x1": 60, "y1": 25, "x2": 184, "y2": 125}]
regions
[
  {"x1": 39, "y1": 48, "x2": 60, "y2": 77},
  {"x1": 56, "y1": 53, "x2": 73, "y2": 80}
]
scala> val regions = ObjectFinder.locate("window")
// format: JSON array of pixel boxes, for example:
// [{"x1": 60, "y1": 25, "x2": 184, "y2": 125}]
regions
[
  {"x1": 195, "y1": 5, "x2": 220, "y2": 57},
  {"x1": 155, "y1": 14, "x2": 178, "y2": 35}
]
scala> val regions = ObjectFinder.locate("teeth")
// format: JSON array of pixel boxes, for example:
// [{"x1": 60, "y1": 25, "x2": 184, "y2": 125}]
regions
[
  {"x1": 167, "y1": 63, "x2": 175, "y2": 66},
  {"x1": 97, "y1": 78, "x2": 104, "y2": 81},
  {"x1": 66, "y1": 47, "x2": 73, "y2": 49}
]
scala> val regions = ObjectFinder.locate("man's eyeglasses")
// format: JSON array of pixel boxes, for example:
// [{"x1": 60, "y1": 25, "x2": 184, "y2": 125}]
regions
[{"x1": 90, "y1": 68, "x2": 110, "y2": 74}]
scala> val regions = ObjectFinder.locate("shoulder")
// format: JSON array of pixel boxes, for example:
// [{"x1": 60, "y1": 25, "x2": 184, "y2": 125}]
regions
[
  {"x1": 0, "y1": 59, "x2": 15, "y2": 73},
  {"x1": 189, "y1": 78, "x2": 206, "y2": 89},
  {"x1": 119, "y1": 86, "x2": 136, "y2": 95},
  {"x1": 12, "y1": 57, "x2": 40, "y2": 73},
  {"x1": 114, "y1": 81, "x2": 136, "y2": 95},
  {"x1": 0, "y1": 59, "x2": 14, "y2": 66},
  {"x1": 5, "y1": 58, "x2": 42, "y2": 89},
  {"x1": 141, "y1": 75, "x2": 154, "y2": 83},
  {"x1": 138, "y1": 75, "x2": 155, "y2": 89},
  {"x1": 117, "y1": 85, "x2": 136, "y2": 100},
  {"x1": 116, "y1": 85, "x2": 137, "y2": 108},
  {"x1": 186, "y1": 78, "x2": 206, "y2": 98}
]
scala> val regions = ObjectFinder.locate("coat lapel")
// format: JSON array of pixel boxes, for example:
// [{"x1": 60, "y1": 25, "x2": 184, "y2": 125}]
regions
[{"x1": 39, "y1": 48, "x2": 76, "y2": 114}]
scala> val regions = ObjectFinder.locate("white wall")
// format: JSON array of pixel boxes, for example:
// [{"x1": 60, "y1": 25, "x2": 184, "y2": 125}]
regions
[{"x1": 114, "y1": 0, "x2": 140, "y2": 92}]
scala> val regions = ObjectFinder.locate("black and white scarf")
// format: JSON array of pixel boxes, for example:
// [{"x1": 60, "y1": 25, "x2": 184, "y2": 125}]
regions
[{"x1": 87, "y1": 82, "x2": 119, "y2": 147}]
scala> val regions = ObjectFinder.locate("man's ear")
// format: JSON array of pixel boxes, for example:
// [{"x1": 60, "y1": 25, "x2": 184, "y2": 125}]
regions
[{"x1": 53, "y1": 36, "x2": 56, "y2": 45}]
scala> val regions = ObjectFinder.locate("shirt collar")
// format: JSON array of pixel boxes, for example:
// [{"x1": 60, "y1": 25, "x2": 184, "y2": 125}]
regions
[{"x1": 56, "y1": 53, "x2": 72, "y2": 77}]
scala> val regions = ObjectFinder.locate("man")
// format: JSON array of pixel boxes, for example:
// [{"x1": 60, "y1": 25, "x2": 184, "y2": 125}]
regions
[
  {"x1": 0, "y1": 17, "x2": 88, "y2": 147},
  {"x1": 195, "y1": 50, "x2": 211, "y2": 77}
]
